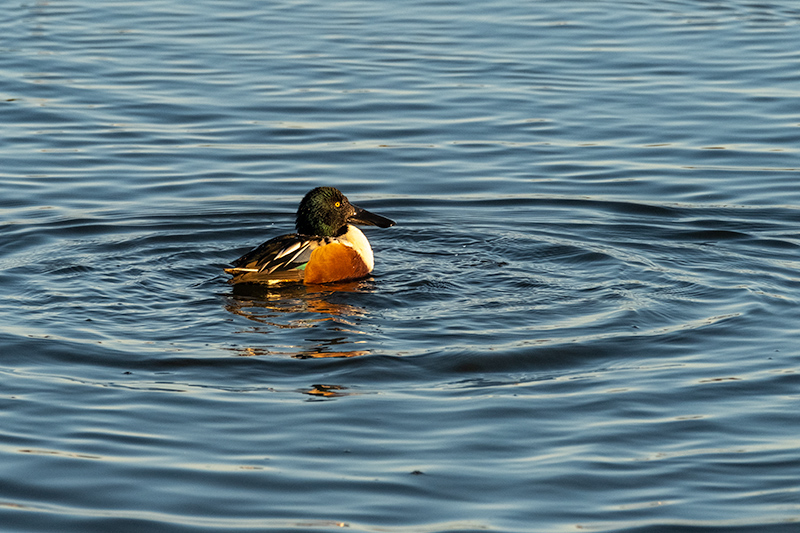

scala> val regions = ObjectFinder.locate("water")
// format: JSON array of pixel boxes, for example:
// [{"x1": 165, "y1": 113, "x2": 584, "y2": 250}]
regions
[{"x1": 2, "y1": 1, "x2": 800, "y2": 531}]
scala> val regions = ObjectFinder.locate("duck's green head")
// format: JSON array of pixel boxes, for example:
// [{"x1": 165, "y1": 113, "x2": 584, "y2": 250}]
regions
[{"x1": 295, "y1": 187, "x2": 395, "y2": 237}]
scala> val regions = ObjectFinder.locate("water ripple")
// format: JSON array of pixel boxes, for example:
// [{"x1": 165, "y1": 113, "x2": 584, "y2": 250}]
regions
[{"x1": 3, "y1": 0, "x2": 800, "y2": 531}]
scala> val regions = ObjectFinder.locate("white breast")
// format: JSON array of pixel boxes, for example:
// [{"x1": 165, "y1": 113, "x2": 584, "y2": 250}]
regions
[{"x1": 342, "y1": 225, "x2": 374, "y2": 272}]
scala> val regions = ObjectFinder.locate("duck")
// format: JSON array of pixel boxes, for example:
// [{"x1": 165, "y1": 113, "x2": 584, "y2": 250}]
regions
[{"x1": 225, "y1": 187, "x2": 395, "y2": 284}]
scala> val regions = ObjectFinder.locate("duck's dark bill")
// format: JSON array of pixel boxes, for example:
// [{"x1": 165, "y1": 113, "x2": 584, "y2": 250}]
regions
[{"x1": 350, "y1": 205, "x2": 395, "y2": 228}]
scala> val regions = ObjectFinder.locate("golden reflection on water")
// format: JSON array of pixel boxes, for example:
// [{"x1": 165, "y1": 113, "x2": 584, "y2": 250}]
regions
[
  {"x1": 224, "y1": 280, "x2": 374, "y2": 360},
  {"x1": 302, "y1": 384, "x2": 352, "y2": 398}
]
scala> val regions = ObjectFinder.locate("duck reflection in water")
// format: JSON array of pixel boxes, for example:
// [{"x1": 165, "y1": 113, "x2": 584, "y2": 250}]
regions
[{"x1": 224, "y1": 279, "x2": 373, "y2": 360}]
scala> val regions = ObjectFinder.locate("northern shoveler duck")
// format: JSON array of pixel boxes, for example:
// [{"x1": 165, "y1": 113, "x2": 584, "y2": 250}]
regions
[{"x1": 225, "y1": 187, "x2": 395, "y2": 285}]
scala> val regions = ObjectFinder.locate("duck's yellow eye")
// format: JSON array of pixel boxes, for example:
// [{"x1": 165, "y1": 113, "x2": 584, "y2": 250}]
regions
[{"x1": 334, "y1": 202, "x2": 341, "y2": 208}]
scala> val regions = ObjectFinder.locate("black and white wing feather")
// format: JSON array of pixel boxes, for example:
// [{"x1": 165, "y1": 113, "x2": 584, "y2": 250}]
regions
[{"x1": 225, "y1": 234, "x2": 321, "y2": 281}]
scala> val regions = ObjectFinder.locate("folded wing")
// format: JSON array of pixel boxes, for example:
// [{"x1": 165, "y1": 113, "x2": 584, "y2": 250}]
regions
[{"x1": 225, "y1": 234, "x2": 320, "y2": 282}]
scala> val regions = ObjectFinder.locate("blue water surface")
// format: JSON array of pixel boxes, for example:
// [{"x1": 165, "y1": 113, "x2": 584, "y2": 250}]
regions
[{"x1": 2, "y1": 1, "x2": 800, "y2": 532}]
